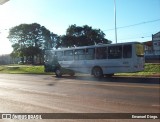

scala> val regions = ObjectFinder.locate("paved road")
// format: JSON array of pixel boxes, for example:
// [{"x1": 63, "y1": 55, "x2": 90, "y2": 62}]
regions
[{"x1": 0, "y1": 74, "x2": 159, "y2": 122}]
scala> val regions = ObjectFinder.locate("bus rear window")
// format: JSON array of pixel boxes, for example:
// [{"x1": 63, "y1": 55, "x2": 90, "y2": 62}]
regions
[
  {"x1": 123, "y1": 45, "x2": 132, "y2": 58},
  {"x1": 136, "y1": 44, "x2": 144, "y2": 57}
]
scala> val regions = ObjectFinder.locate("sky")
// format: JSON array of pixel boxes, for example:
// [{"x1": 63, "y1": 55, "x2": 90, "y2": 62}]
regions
[{"x1": 0, "y1": 0, "x2": 160, "y2": 55}]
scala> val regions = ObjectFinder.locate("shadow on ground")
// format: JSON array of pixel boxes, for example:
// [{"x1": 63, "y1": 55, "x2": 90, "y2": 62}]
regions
[{"x1": 53, "y1": 75, "x2": 160, "y2": 84}]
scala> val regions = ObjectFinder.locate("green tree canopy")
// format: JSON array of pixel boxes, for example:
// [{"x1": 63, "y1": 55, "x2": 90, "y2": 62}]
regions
[
  {"x1": 8, "y1": 23, "x2": 58, "y2": 64},
  {"x1": 58, "y1": 24, "x2": 111, "y2": 48}
]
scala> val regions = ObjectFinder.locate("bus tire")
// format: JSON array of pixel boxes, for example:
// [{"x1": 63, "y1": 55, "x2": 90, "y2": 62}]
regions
[
  {"x1": 92, "y1": 67, "x2": 103, "y2": 78},
  {"x1": 55, "y1": 68, "x2": 62, "y2": 77}
]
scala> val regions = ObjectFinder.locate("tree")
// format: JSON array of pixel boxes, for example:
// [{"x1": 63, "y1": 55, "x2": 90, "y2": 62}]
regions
[
  {"x1": 8, "y1": 23, "x2": 57, "y2": 64},
  {"x1": 45, "y1": 32, "x2": 60, "y2": 49},
  {"x1": 58, "y1": 24, "x2": 110, "y2": 48}
]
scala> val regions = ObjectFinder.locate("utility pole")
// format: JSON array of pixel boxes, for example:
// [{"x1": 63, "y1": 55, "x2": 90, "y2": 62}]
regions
[{"x1": 114, "y1": 0, "x2": 117, "y2": 43}]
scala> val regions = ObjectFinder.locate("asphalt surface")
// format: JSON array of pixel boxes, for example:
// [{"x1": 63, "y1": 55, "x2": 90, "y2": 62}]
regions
[{"x1": 0, "y1": 74, "x2": 159, "y2": 122}]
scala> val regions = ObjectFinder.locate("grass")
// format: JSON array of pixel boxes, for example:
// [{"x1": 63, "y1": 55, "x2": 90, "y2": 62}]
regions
[
  {"x1": 0, "y1": 63, "x2": 159, "y2": 77},
  {"x1": 0, "y1": 65, "x2": 46, "y2": 74},
  {"x1": 115, "y1": 63, "x2": 160, "y2": 77}
]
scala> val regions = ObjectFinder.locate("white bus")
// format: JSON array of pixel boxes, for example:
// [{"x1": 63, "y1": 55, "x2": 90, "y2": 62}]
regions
[{"x1": 44, "y1": 42, "x2": 144, "y2": 77}]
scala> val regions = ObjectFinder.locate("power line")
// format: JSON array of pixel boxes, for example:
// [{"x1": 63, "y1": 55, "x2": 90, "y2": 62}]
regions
[
  {"x1": 118, "y1": 35, "x2": 151, "y2": 41},
  {"x1": 103, "y1": 19, "x2": 160, "y2": 32}
]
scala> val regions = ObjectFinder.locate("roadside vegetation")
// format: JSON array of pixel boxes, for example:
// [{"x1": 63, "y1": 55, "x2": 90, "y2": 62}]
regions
[
  {"x1": 115, "y1": 63, "x2": 160, "y2": 77},
  {"x1": 0, "y1": 63, "x2": 159, "y2": 77},
  {"x1": 0, "y1": 65, "x2": 45, "y2": 74}
]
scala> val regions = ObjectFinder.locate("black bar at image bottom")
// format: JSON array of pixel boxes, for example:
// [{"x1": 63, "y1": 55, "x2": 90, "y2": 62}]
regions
[{"x1": 0, "y1": 113, "x2": 159, "y2": 119}]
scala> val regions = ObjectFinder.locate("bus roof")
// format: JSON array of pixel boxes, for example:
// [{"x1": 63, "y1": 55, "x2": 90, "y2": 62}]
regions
[{"x1": 46, "y1": 42, "x2": 142, "y2": 51}]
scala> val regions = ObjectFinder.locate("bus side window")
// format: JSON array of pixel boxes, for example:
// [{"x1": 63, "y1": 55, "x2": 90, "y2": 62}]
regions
[
  {"x1": 96, "y1": 47, "x2": 107, "y2": 59},
  {"x1": 55, "y1": 51, "x2": 63, "y2": 61},
  {"x1": 74, "y1": 49, "x2": 85, "y2": 60},
  {"x1": 64, "y1": 50, "x2": 73, "y2": 61},
  {"x1": 108, "y1": 46, "x2": 122, "y2": 59},
  {"x1": 123, "y1": 45, "x2": 132, "y2": 58},
  {"x1": 86, "y1": 48, "x2": 95, "y2": 60}
]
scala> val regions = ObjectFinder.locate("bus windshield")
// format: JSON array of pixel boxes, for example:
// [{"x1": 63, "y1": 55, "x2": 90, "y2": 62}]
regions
[{"x1": 136, "y1": 44, "x2": 144, "y2": 57}]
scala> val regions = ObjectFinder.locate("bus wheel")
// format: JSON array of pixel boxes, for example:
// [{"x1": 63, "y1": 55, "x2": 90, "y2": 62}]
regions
[
  {"x1": 55, "y1": 68, "x2": 62, "y2": 77},
  {"x1": 92, "y1": 67, "x2": 103, "y2": 78}
]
